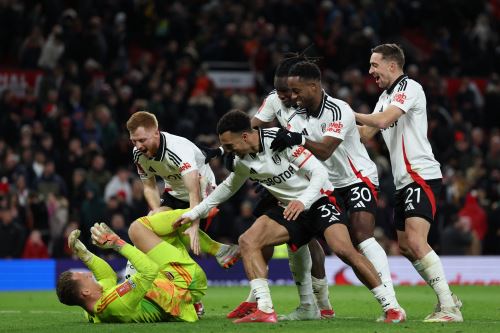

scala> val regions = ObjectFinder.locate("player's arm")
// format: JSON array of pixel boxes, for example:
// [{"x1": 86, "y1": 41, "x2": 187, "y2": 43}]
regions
[
  {"x1": 303, "y1": 136, "x2": 343, "y2": 161},
  {"x1": 181, "y1": 169, "x2": 203, "y2": 254},
  {"x1": 357, "y1": 125, "x2": 380, "y2": 142},
  {"x1": 141, "y1": 176, "x2": 161, "y2": 210},
  {"x1": 251, "y1": 117, "x2": 274, "y2": 129},
  {"x1": 354, "y1": 105, "x2": 403, "y2": 129},
  {"x1": 283, "y1": 147, "x2": 329, "y2": 220},
  {"x1": 179, "y1": 167, "x2": 248, "y2": 223}
]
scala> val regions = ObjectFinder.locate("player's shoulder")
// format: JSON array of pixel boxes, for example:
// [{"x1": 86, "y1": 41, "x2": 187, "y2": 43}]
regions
[
  {"x1": 321, "y1": 94, "x2": 352, "y2": 120},
  {"x1": 394, "y1": 76, "x2": 422, "y2": 93}
]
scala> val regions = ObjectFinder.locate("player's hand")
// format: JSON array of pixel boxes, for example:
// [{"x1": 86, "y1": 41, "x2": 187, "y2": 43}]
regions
[
  {"x1": 283, "y1": 200, "x2": 305, "y2": 221},
  {"x1": 173, "y1": 209, "x2": 199, "y2": 228},
  {"x1": 270, "y1": 128, "x2": 305, "y2": 152},
  {"x1": 91, "y1": 222, "x2": 126, "y2": 250},
  {"x1": 199, "y1": 146, "x2": 223, "y2": 164},
  {"x1": 68, "y1": 229, "x2": 93, "y2": 262},
  {"x1": 183, "y1": 221, "x2": 201, "y2": 255}
]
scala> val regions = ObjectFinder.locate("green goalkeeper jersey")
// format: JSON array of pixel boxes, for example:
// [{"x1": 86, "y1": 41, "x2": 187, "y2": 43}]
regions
[{"x1": 84, "y1": 244, "x2": 198, "y2": 323}]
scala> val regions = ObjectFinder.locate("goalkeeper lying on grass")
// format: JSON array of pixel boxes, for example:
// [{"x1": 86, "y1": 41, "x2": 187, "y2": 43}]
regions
[{"x1": 56, "y1": 209, "x2": 225, "y2": 323}]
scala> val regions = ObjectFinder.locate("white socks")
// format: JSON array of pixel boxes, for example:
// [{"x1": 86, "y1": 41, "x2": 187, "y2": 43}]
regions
[
  {"x1": 288, "y1": 245, "x2": 316, "y2": 308},
  {"x1": 413, "y1": 250, "x2": 454, "y2": 307},
  {"x1": 250, "y1": 278, "x2": 274, "y2": 313},
  {"x1": 371, "y1": 284, "x2": 400, "y2": 312},
  {"x1": 358, "y1": 237, "x2": 395, "y2": 297},
  {"x1": 312, "y1": 276, "x2": 332, "y2": 310},
  {"x1": 245, "y1": 289, "x2": 256, "y2": 302}
]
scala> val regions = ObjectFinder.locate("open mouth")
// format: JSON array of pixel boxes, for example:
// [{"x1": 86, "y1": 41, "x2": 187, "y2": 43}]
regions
[{"x1": 374, "y1": 75, "x2": 381, "y2": 84}]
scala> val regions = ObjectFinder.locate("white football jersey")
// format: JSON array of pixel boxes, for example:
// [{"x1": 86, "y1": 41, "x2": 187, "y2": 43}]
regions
[
  {"x1": 189, "y1": 128, "x2": 334, "y2": 219},
  {"x1": 254, "y1": 90, "x2": 303, "y2": 127},
  {"x1": 373, "y1": 75, "x2": 441, "y2": 190},
  {"x1": 133, "y1": 132, "x2": 216, "y2": 202},
  {"x1": 287, "y1": 93, "x2": 379, "y2": 188}
]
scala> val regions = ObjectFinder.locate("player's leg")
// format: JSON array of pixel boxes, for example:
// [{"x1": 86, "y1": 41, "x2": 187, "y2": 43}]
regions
[
  {"x1": 308, "y1": 238, "x2": 334, "y2": 318},
  {"x1": 233, "y1": 215, "x2": 290, "y2": 323},
  {"x1": 227, "y1": 246, "x2": 273, "y2": 318},
  {"x1": 278, "y1": 244, "x2": 320, "y2": 321},
  {"x1": 311, "y1": 197, "x2": 405, "y2": 323},
  {"x1": 396, "y1": 181, "x2": 462, "y2": 322}
]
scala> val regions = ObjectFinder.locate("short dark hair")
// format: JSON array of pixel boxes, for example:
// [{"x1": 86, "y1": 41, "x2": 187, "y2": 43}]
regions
[
  {"x1": 275, "y1": 56, "x2": 303, "y2": 78},
  {"x1": 216, "y1": 109, "x2": 252, "y2": 135},
  {"x1": 56, "y1": 271, "x2": 83, "y2": 307},
  {"x1": 288, "y1": 61, "x2": 321, "y2": 82},
  {"x1": 371, "y1": 44, "x2": 405, "y2": 68}
]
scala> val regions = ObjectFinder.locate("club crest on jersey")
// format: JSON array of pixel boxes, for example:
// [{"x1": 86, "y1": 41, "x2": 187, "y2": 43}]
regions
[
  {"x1": 272, "y1": 155, "x2": 281, "y2": 165},
  {"x1": 393, "y1": 92, "x2": 407, "y2": 104},
  {"x1": 326, "y1": 121, "x2": 343, "y2": 134},
  {"x1": 321, "y1": 123, "x2": 327, "y2": 133},
  {"x1": 162, "y1": 271, "x2": 175, "y2": 281}
]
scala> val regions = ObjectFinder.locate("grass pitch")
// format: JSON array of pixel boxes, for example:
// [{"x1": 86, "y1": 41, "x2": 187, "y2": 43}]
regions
[{"x1": 1, "y1": 285, "x2": 499, "y2": 333}]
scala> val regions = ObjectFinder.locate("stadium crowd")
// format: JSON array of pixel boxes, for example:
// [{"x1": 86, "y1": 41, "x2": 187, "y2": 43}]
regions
[{"x1": 0, "y1": 0, "x2": 499, "y2": 259}]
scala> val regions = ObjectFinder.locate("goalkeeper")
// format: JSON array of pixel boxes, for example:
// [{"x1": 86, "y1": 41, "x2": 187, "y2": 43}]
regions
[{"x1": 56, "y1": 209, "x2": 207, "y2": 323}]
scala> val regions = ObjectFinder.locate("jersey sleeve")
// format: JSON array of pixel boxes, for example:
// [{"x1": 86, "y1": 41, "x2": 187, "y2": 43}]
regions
[
  {"x1": 254, "y1": 93, "x2": 278, "y2": 123},
  {"x1": 322, "y1": 101, "x2": 354, "y2": 141},
  {"x1": 286, "y1": 146, "x2": 329, "y2": 209},
  {"x1": 189, "y1": 162, "x2": 249, "y2": 219},
  {"x1": 389, "y1": 81, "x2": 420, "y2": 113},
  {"x1": 167, "y1": 145, "x2": 199, "y2": 177},
  {"x1": 118, "y1": 244, "x2": 159, "y2": 292},
  {"x1": 85, "y1": 254, "x2": 118, "y2": 290}
]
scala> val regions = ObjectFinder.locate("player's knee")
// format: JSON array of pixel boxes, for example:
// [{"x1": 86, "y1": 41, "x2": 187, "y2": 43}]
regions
[
  {"x1": 128, "y1": 220, "x2": 142, "y2": 244},
  {"x1": 238, "y1": 233, "x2": 257, "y2": 253}
]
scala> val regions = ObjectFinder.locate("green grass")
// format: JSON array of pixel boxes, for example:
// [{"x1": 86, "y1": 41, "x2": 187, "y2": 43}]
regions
[{"x1": 1, "y1": 286, "x2": 499, "y2": 333}]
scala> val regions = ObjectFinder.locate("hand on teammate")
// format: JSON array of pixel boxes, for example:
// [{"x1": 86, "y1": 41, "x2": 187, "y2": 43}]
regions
[
  {"x1": 68, "y1": 229, "x2": 93, "y2": 262},
  {"x1": 283, "y1": 200, "x2": 305, "y2": 221},
  {"x1": 91, "y1": 222, "x2": 126, "y2": 250},
  {"x1": 270, "y1": 128, "x2": 305, "y2": 152},
  {"x1": 183, "y1": 221, "x2": 201, "y2": 255}
]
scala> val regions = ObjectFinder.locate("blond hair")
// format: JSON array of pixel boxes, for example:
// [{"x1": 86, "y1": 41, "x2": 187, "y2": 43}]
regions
[{"x1": 126, "y1": 111, "x2": 158, "y2": 132}]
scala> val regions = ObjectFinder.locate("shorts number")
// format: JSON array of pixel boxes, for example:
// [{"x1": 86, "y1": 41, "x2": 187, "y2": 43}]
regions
[
  {"x1": 405, "y1": 187, "x2": 421, "y2": 204},
  {"x1": 317, "y1": 204, "x2": 340, "y2": 222},
  {"x1": 350, "y1": 186, "x2": 372, "y2": 202}
]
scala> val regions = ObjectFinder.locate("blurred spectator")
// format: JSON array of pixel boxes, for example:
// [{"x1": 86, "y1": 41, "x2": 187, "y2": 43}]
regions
[
  {"x1": 458, "y1": 191, "x2": 488, "y2": 243},
  {"x1": 104, "y1": 168, "x2": 132, "y2": 204},
  {"x1": 440, "y1": 216, "x2": 475, "y2": 255},
  {"x1": 22, "y1": 229, "x2": 49, "y2": 259},
  {"x1": 38, "y1": 25, "x2": 65, "y2": 70},
  {"x1": 0, "y1": 206, "x2": 25, "y2": 258}
]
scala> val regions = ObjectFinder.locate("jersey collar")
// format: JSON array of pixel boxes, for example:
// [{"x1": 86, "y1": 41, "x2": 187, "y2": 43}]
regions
[
  {"x1": 309, "y1": 90, "x2": 326, "y2": 119},
  {"x1": 153, "y1": 132, "x2": 165, "y2": 161},
  {"x1": 386, "y1": 74, "x2": 408, "y2": 94}
]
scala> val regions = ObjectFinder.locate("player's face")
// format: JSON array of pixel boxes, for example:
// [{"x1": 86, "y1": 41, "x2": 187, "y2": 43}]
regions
[
  {"x1": 129, "y1": 126, "x2": 160, "y2": 158},
  {"x1": 288, "y1": 76, "x2": 316, "y2": 110},
  {"x1": 219, "y1": 131, "x2": 253, "y2": 158},
  {"x1": 274, "y1": 76, "x2": 294, "y2": 108},
  {"x1": 369, "y1": 52, "x2": 393, "y2": 89},
  {"x1": 73, "y1": 271, "x2": 102, "y2": 297}
]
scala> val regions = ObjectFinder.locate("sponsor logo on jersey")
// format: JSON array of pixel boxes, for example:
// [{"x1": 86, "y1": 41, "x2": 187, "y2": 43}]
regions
[
  {"x1": 301, "y1": 128, "x2": 309, "y2": 136},
  {"x1": 116, "y1": 280, "x2": 135, "y2": 296},
  {"x1": 272, "y1": 155, "x2": 281, "y2": 165},
  {"x1": 163, "y1": 271, "x2": 175, "y2": 280},
  {"x1": 393, "y1": 92, "x2": 407, "y2": 104},
  {"x1": 179, "y1": 162, "x2": 192, "y2": 172},
  {"x1": 326, "y1": 121, "x2": 344, "y2": 134},
  {"x1": 249, "y1": 168, "x2": 258, "y2": 174},
  {"x1": 405, "y1": 202, "x2": 415, "y2": 211},
  {"x1": 249, "y1": 165, "x2": 296, "y2": 186},
  {"x1": 292, "y1": 146, "x2": 306, "y2": 158}
]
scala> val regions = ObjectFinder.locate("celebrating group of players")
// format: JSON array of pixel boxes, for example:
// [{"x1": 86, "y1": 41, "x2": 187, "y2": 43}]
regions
[{"x1": 56, "y1": 44, "x2": 464, "y2": 324}]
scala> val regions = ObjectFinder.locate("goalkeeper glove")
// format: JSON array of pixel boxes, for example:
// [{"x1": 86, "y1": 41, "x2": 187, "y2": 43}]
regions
[
  {"x1": 91, "y1": 223, "x2": 126, "y2": 251},
  {"x1": 270, "y1": 128, "x2": 305, "y2": 152},
  {"x1": 199, "y1": 146, "x2": 224, "y2": 164},
  {"x1": 68, "y1": 229, "x2": 93, "y2": 263}
]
